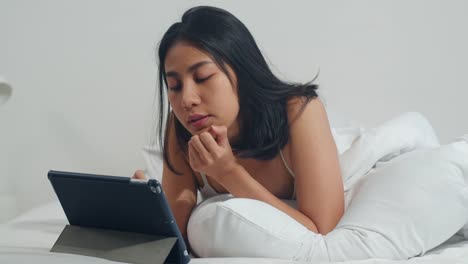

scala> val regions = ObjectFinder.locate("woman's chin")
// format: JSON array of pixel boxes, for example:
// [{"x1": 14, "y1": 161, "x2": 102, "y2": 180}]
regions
[
  {"x1": 186, "y1": 126, "x2": 208, "y2": 136},
  {"x1": 195, "y1": 127, "x2": 211, "y2": 135}
]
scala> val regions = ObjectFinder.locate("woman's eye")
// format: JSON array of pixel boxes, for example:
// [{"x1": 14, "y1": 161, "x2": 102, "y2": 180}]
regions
[
  {"x1": 195, "y1": 75, "x2": 213, "y2": 83},
  {"x1": 168, "y1": 75, "x2": 213, "y2": 91},
  {"x1": 169, "y1": 85, "x2": 181, "y2": 91}
]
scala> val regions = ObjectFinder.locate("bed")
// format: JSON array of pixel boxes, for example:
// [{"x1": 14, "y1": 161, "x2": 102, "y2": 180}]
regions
[
  {"x1": 1, "y1": 200, "x2": 467, "y2": 264},
  {"x1": 2, "y1": 111, "x2": 468, "y2": 263}
]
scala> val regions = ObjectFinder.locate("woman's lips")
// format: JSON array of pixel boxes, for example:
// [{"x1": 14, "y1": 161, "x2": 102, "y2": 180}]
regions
[{"x1": 189, "y1": 115, "x2": 211, "y2": 129}]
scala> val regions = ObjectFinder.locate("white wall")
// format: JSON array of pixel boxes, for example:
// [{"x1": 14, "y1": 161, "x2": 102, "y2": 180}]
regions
[{"x1": 1, "y1": 0, "x2": 467, "y2": 222}]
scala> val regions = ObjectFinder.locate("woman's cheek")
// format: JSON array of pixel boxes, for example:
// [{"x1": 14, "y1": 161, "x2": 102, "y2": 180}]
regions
[{"x1": 167, "y1": 95, "x2": 178, "y2": 110}]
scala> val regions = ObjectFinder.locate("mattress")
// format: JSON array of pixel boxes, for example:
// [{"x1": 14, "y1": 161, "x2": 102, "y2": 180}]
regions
[{"x1": 1, "y1": 201, "x2": 467, "y2": 264}]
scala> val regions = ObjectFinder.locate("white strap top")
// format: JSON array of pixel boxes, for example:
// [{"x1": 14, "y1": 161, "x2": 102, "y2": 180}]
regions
[{"x1": 198, "y1": 149, "x2": 296, "y2": 200}]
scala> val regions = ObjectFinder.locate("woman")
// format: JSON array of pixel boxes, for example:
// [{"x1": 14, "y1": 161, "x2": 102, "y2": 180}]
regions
[{"x1": 133, "y1": 5, "x2": 344, "y2": 253}]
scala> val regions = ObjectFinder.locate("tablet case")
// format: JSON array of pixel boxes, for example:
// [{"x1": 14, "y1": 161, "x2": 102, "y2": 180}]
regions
[
  {"x1": 48, "y1": 170, "x2": 190, "y2": 264},
  {"x1": 51, "y1": 225, "x2": 178, "y2": 264}
]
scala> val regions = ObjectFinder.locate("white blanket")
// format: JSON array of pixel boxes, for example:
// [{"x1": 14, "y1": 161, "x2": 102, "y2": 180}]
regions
[
  {"x1": 333, "y1": 111, "x2": 468, "y2": 239},
  {"x1": 1, "y1": 201, "x2": 468, "y2": 264},
  {"x1": 333, "y1": 112, "x2": 440, "y2": 210}
]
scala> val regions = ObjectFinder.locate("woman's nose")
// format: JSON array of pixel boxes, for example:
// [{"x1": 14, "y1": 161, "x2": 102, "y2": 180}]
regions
[{"x1": 181, "y1": 85, "x2": 201, "y2": 110}]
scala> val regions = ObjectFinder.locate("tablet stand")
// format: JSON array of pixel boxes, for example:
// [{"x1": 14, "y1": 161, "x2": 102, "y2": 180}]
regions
[{"x1": 51, "y1": 225, "x2": 179, "y2": 264}]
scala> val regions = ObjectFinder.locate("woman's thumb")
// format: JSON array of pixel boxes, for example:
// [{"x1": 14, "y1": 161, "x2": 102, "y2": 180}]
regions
[{"x1": 132, "y1": 170, "x2": 146, "y2": 180}]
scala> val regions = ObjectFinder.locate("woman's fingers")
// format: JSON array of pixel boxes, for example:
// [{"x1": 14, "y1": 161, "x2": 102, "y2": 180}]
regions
[
  {"x1": 132, "y1": 170, "x2": 146, "y2": 180},
  {"x1": 199, "y1": 132, "x2": 219, "y2": 154},
  {"x1": 188, "y1": 143, "x2": 200, "y2": 170},
  {"x1": 190, "y1": 136, "x2": 211, "y2": 161}
]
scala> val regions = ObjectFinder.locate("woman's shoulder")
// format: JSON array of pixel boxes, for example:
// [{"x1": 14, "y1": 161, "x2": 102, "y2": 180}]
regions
[{"x1": 286, "y1": 95, "x2": 321, "y2": 126}]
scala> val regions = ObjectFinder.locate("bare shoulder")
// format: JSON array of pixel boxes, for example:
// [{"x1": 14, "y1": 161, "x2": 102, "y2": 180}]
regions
[{"x1": 286, "y1": 96, "x2": 325, "y2": 127}]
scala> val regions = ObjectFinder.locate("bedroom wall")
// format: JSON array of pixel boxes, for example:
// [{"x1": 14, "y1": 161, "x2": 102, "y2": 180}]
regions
[{"x1": 1, "y1": 0, "x2": 467, "y2": 222}]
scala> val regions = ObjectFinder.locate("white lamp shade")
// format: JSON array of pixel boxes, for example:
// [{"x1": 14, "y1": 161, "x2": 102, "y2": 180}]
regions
[{"x1": 0, "y1": 76, "x2": 13, "y2": 106}]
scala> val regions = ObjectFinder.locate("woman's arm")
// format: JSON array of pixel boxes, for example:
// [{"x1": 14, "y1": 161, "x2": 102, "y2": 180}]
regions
[
  {"x1": 218, "y1": 98, "x2": 344, "y2": 235},
  {"x1": 161, "y1": 161, "x2": 197, "y2": 245},
  {"x1": 287, "y1": 97, "x2": 344, "y2": 234},
  {"x1": 161, "y1": 117, "x2": 198, "y2": 254}
]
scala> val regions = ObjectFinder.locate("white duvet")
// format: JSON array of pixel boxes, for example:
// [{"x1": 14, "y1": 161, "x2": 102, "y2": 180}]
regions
[
  {"x1": 334, "y1": 112, "x2": 439, "y2": 209},
  {"x1": 1, "y1": 201, "x2": 468, "y2": 264},
  {"x1": 334, "y1": 112, "x2": 468, "y2": 239}
]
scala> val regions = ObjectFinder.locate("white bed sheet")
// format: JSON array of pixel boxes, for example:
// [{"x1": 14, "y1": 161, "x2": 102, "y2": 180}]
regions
[{"x1": 1, "y1": 201, "x2": 467, "y2": 264}]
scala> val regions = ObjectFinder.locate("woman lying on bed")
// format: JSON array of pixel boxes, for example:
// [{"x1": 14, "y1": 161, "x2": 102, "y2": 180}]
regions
[{"x1": 133, "y1": 5, "x2": 344, "y2": 254}]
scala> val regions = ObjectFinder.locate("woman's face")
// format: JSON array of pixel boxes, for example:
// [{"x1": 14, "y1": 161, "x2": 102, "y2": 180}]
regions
[{"x1": 164, "y1": 41, "x2": 240, "y2": 140}]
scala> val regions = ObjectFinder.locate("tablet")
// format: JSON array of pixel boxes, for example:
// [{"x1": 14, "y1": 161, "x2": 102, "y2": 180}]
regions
[{"x1": 48, "y1": 170, "x2": 190, "y2": 264}]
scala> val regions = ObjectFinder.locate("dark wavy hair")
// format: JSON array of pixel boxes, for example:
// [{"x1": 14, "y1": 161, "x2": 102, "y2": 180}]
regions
[{"x1": 155, "y1": 6, "x2": 319, "y2": 175}]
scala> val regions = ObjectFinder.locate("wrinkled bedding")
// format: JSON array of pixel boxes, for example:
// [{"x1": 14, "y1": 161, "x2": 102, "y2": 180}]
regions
[{"x1": 1, "y1": 201, "x2": 468, "y2": 264}]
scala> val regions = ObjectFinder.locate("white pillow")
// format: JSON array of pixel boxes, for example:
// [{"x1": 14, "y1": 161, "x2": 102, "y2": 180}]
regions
[
  {"x1": 141, "y1": 145, "x2": 163, "y2": 182},
  {"x1": 187, "y1": 140, "x2": 468, "y2": 261}
]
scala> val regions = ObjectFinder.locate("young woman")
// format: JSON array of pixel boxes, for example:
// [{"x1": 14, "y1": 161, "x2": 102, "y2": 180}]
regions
[{"x1": 133, "y1": 5, "x2": 344, "y2": 252}]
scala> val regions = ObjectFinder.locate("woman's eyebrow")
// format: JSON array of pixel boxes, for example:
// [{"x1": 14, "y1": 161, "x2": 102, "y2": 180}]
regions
[{"x1": 166, "y1": 61, "x2": 213, "y2": 77}]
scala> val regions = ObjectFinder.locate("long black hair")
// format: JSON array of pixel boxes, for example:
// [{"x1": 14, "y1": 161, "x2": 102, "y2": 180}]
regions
[{"x1": 156, "y1": 6, "x2": 319, "y2": 175}]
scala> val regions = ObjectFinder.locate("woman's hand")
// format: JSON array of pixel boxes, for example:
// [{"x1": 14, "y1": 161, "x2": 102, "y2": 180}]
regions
[
  {"x1": 188, "y1": 125, "x2": 239, "y2": 181},
  {"x1": 132, "y1": 170, "x2": 147, "y2": 180}
]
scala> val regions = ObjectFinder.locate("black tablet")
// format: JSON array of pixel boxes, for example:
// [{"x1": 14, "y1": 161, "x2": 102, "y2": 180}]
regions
[{"x1": 48, "y1": 170, "x2": 190, "y2": 264}]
